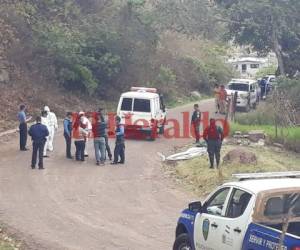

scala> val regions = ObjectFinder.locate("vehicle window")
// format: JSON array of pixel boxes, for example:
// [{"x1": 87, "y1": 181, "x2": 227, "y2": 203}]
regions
[
  {"x1": 204, "y1": 188, "x2": 230, "y2": 216},
  {"x1": 264, "y1": 197, "x2": 284, "y2": 216},
  {"x1": 226, "y1": 189, "x2": 252, "y2": 218},
  {"x1": 270, "y1": 78, "x2": 276, "y2": 82},
  {"x1": 250, "y1": 64, "x2": 260, "y2": 69},
  {"x1": 121, "y1": 98, "x2": 133, "y2": 111},
  {"x1": 242, "y1": 64, "x2": 247, "y2": 71},
  {"x1": 133, "y1": 99, "x2": 151, "y2": 112},
  {"x1": 228, "y1": 83, "x2": 249, "y2": 92},
  {"x1": 264, "y1": 194, "x2": 300, "y2": 217}
]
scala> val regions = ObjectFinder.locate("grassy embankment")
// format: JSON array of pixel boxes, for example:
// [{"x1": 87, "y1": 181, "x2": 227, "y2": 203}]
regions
[
  {"x1": 168, "y1": 103, "x2": 300, "y2": 196},
  {"x1": 170, "y1": 144, "x2": 300, "y2": 197},
  {"x1": 0, "y1": 227, "x2": 20, "y2": 250}
]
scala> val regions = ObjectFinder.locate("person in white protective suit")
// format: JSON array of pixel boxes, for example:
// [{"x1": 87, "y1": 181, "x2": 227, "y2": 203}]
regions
[
  {"x1": 44, "y1": 106, "x2": 58, "y2": 152},
  {"x1": 79, "y1": 111, "x2": 92, "y2": 157},
  {"x1": 41, "y1": 110, "x2": 50, "y2": 157}
]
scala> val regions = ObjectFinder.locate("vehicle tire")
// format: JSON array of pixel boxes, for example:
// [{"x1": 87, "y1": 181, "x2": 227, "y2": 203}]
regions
[
  {"x1": 173, "y1": 233, "x2": 192, "y2": 250},
  {"x1": 252, "y1": 102, "x2": 257, "y2": 109},
  {"x1": 159, "y1": 125, "x2": 165, "y2": 135}
]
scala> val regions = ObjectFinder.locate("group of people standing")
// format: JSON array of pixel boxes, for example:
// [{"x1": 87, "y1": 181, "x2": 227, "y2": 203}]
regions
[
  {"x1": 214, "y1": 84, "x2": 228, "y2": 115},
  {"x1": 191, "y1": 103, "x2": 224, "y2": 169},
  {"x1": 17, "y1": 105, "x2": 126, "y2": 169}
]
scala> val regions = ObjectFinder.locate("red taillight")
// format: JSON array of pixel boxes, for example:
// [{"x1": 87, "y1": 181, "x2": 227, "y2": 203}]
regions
[{"x1": 292, "y1": 247, "x2": 300, "y2": 250}]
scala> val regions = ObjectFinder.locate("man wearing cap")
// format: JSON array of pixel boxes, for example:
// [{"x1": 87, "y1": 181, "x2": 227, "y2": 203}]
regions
[
  {"x1": 79, "y1": 111, "x2": 92, "y2": 157},
  {"x1": 111, "y1": 116, "x2": 125, "y2": 165},
  {"x1": 43, "y1": 106, "x2": 58, "y2": 152},
  {"x1": 28, "y1": 116, "x2": 49, "y2": 169}
]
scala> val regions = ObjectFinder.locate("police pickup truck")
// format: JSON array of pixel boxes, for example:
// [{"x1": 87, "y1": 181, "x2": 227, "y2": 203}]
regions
[{"x1": 173, "y1": 172, "x2": 300, "y2": 250}]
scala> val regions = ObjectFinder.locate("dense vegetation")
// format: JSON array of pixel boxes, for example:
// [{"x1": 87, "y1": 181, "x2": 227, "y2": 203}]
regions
[
  {"x1": 215, "y1": 0, "x2": 300, "y2": 76},
  {"x1": 0, "y1": 0, "x2": 233, "y2": 102}
]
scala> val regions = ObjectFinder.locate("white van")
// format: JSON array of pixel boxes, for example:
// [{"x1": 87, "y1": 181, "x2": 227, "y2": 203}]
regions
[
  {"x1": 226, "y1": 79, "x2": 258, "y2": 112},
  {"x1": 117, "y1": 87, "x2": 166, "y2": 140}
]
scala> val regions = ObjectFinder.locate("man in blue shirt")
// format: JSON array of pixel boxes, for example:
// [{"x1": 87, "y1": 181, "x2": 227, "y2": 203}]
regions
[
  {"x1": 28, "y1": 116, "x2": 49, "y2": 169},
  {"x1": 63, "y1": 112, "x2": 73, "y2": 159},
  {"x1": 111, "y1": 116, "x2": 125, "y2": 165},
  {"x1": 17, "y1": 104, "x2": 31, "y2": 151}
]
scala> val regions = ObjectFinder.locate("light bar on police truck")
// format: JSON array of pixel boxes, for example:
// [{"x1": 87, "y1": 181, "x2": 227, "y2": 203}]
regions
[
  {"x1": 130, "y1": 87, "x2": 157, "y2": 93},
  {"x1": 233, "y1": 171, "x2": 300, "y2": 181}
]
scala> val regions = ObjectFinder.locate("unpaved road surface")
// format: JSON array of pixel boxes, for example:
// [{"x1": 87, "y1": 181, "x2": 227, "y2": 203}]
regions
[{"x1": 0, "y1": 100, "x2": 215, "y2": 250}]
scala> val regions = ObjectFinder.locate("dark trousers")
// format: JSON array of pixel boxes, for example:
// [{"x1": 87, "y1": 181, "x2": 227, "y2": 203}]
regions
[
  {"x1": 193, "y1": 123, "x2": 200, "y2": 143},
  {"x1": 75, "y1": 141, "x2": 85, "y2": 161},
  {"x1": 64, "y1": 133, "x2": 72, "y2": 158},
  {"x1": 19, "y1": 123, "x2": 27, "y2": 150},
  {"x1": 105, "y1": 135, "x2": 112, "y2": 160},
  {"x1": 32, "y1": 141, "x2": 45, "y2": 168},
  {"x1": 113, "y1": 143, "x2": 125, "y2": 163},
  {"x1": 207, "y1": 140, "x2": 222, "y2": 168}
]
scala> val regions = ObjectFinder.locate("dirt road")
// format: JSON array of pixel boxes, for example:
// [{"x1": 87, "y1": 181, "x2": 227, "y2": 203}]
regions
[{"x1": 0, "y1": 100, "x2": 215, "y2": 250}]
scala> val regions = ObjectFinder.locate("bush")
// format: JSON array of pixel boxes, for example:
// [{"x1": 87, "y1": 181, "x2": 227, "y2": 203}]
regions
[{"x1": 235, "y1": 103, "x2": 275, "y2": 125}]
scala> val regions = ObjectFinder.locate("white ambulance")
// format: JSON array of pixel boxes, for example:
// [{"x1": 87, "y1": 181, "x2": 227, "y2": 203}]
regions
[{"x1": 116, "y1": 87, "x2": 167, "y2": 140}]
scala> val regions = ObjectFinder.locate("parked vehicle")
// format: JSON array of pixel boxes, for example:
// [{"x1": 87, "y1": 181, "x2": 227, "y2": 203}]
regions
[
  {"x1": 262, "y1": 75, "x2": 277, "y2": 96},
  {"x1": 117, "y1": 87, "x2": 166, "y2": 140},
  {"x1": 173, "y1": 172, "x2": 300, "y2": 250},
  {"x1": 226, "y1": 79, "x2": 258, "y2": 112}
]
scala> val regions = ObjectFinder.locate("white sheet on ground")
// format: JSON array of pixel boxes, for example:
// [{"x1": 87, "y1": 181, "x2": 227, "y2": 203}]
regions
[{"x1": 158, "y1": 147, "x2": 207, "y2": 161}]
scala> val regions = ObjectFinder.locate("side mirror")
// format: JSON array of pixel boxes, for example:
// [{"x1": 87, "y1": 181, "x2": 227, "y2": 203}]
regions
[{"x1": 188, "y1": 201, "x2": 202, "y2": 213}]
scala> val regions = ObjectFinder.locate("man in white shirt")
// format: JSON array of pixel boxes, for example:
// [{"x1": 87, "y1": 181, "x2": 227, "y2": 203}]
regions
[
  {"x1": 79, "y1": 111, "x2": 92, "y2": 157},
  {"x1": 44, "y1": 106, "x2": 58, "y2": 152}
]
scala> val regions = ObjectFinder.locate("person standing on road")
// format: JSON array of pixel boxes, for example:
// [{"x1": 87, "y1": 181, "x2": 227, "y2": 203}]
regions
[
  {"x1": 28, "y1": 116, "x2": 49, "y2": 169},
  {"x1": 92, "y1": 113, "x2": 107, "y2": 166},
  {"x1": 79, "y1": 111, "x2": 92, "y2": 157},
  {"x1": 41, "y1": 110, "x2": 50, "y2": 158},
  {"x1": 63, "y1": 112, "x2": 73, "y2": 159},
  {"x1": 260, "y1": 78, "x2": 267, "y2": 99},
  {"x1": 214, "y1": 84, "x2": 220, "y2": 114},
  {"x1": 219, "y1": 85, "x2": 227, "y2": 115},
  {"x1": 191, "y1": 104, "x2": 201, "y2": 144},
  {"x1": 99, "y1": 108, "x2": 112, "y2": 161},
  {"x1": 74, "y1": 118, "x2": 89, "y2": 162},
  {"x1": 43, "y1": 106, "x2": 58, "y2": 152},
  {"x1": 17, "y1": 104, "x2": 32, "y2": 151},
  {"x1": 203, "y1": 119, "x2": 224, "y2": 169},
  {"x1": 111, "y1": 116, "x2": 125, "y2": 165}
]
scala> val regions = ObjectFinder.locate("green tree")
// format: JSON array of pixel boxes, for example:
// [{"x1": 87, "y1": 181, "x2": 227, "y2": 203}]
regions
[{"x1": 215, "y1": 0, "x2": 300, "y2": 76}]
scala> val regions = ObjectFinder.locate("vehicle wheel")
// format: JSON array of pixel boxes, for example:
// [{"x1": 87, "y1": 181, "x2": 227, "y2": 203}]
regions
[
  {"x1": 245, "y1": 103, "x2": 250, "y2": 112},
  {"x1": 146, "y1": 127, "x2": 157, "y2": 141},
  {"x1": 159, "y1": 125, "x2": 165, "y2": 135},
  {"x1": 173, "y1": 233, "x2": 192, "y2": 250},
  {"x1": 252, "y1": 102, "x2": 257, "y2": 109}
]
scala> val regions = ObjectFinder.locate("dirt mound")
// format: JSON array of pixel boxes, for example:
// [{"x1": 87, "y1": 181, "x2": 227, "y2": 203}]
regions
[{"x1": 223, "y1": 147, "x2": 257, "y2": 165}]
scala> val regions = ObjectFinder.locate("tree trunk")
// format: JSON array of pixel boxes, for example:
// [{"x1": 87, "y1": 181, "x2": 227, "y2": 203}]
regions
[{"x1": 272, "y1": 24, "x2": 285, "y2": 76}]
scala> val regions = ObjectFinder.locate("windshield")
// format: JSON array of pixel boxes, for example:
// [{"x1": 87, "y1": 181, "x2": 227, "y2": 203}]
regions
[
  {"x1": 227, "y1": 83, "x2": 249, "y2": 92},
  {"x1": 133, "y1": 99, "x2": 151, "y2": 113}
]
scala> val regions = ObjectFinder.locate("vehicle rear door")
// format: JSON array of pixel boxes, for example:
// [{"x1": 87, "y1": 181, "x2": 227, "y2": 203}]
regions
[
  {"x1": 131, "y1": 98, "x2": 152, "y2": 127},
  {"x1": 216, "y1": 188, "x2": 254, "y2": 250},
  {"x1": 194, "y1": 187, "x2": 231, "y2": 250},
  {"x1": 118, "y1": 97, "x2": 133, "y2": 124}
]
